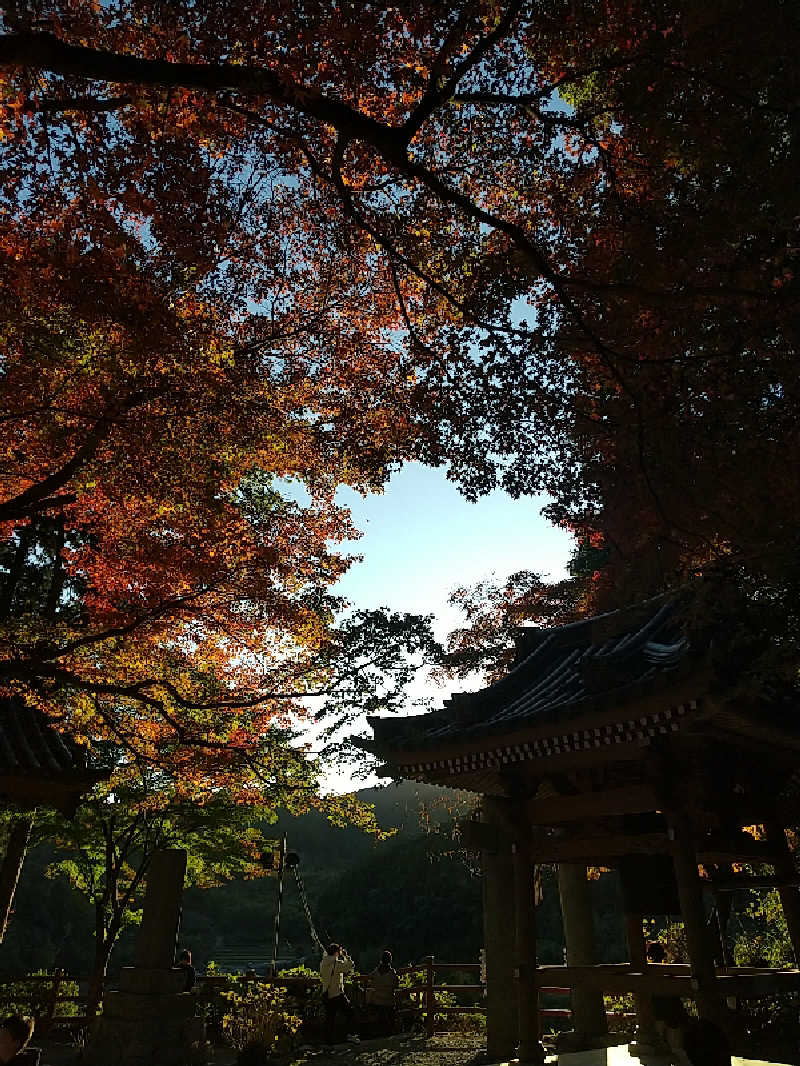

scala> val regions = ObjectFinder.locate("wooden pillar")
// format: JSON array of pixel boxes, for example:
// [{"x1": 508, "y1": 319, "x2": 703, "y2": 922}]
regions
[
  {"x1": 558, "y1": 863, "x2": 608, "y2": 1044},
  {"x1": 764, "y1": 819, "x2": 800, "y2": 965},
  {"x1": 624, "y1": 910, "x2": 659, "y2": 1049},
  {"x1": 424, "y1": 956, "x2": 436, "y2": 1038},
  {"x1": 512, "y1": 820, "x2": 544, "y2": 1065},
  {"x1": 481, "y1": 799, "x2": 518, "y2": 1060},
  {"x1": 0, "y1": 815, "x2": 34, "y2": 943},
  {"x1": 668, "y1": 812, "x2": 727, "y2": 1028}
]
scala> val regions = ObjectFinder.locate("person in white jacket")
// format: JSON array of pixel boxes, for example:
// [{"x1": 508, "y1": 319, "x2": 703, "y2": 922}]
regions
[{"x1": 320, "y1": 942, "x2": 360, "y2": 1045}]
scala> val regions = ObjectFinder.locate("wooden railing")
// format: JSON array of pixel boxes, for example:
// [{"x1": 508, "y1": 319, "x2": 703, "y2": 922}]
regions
[
  {"x1": 195, "y1": 959, "x2": 488, "y2": 1036},
  {"x1": 396, "y1": 958, "x2": 484, "y2": 1037},
  {"x1": 0, "y1": 971, "x2": 88, "y2": 1033},
  {"x1": 12, "y1": 958, "x2": 791, "y2": 1041},
  {"x1": 534, "y1": 962, "x2": 800, "y2": 998},
  {"x1": 197, "y1": 957, "x2": 635, "y2": 1036}
]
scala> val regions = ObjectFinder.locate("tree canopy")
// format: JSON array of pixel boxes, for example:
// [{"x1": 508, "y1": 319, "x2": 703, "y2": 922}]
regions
[{"x1": 1, "y1": 0, "x2": 798, "y2": 744}]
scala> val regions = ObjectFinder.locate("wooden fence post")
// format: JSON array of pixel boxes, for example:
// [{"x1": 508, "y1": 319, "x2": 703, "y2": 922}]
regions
[
  {"x1": 424, "y1": 956, "x2": 435, "y2": 1038},
  {"x1": 44, "y1": 969, "x2": 62, "y2": 1033}
]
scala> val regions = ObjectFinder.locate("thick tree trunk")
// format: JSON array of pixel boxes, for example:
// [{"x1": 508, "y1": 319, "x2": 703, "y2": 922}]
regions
[
  {"x1": 87, "y1": 896, "x2": 122, "y2": 1023},
  {"x1": 86, "y1": 935, "x2": 111, "y2": 1022},
  {"x1": 0, "y1": 815, "x2": 34, "y2": 943}
]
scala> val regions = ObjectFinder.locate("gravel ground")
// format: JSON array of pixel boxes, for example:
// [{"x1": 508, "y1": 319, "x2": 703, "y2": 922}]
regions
[
  {"x1": 291, "y1": 1034, "x2": 488, "y2": 1066},
  {"x1": 33, "y1": 1031, "x2": 488, "y2": 1066}
]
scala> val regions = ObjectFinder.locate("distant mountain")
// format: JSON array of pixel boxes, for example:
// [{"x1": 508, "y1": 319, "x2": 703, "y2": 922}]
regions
[
  {"x1": 352, "y1": 780, "x2": 476, "y2": 832},
  {"x1": 267, "y1": 780, "x2": 476, "y2": 879},
  {"x1": 0, "y1": 778, "x2": 629, "y2": 980}
]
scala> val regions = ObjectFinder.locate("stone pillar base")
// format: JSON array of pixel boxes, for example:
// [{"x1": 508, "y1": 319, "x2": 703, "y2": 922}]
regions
[
  {"x1": 556, "y1": 1030, "x2": 627, "y2": 1053},
  {"x1": 83, "y1": 968, "x2": 208, "y2": 1066},
  {"x1": 628, "y1": 1036, "x2": 672, "y2": 1060}
]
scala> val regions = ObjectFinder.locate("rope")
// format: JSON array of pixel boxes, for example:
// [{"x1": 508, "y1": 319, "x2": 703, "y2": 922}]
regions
[
  {"x1": 270, "y1": 840, "x2": 286, "y2": 976},
  {"x1": 292, "y1": 865, "x2": 326, "y2": 951}
]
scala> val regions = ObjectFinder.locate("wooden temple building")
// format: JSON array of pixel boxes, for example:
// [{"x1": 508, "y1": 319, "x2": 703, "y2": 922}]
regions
[
  {"x1": 0, "y1": 697, "x2": 102, "y2": 816},
  {"x1": 0, "y1": 697, "x2": 105, "y2": 942},
  {"x1": 367, "y1": 598, "x2": 800, "y2": 1062}
]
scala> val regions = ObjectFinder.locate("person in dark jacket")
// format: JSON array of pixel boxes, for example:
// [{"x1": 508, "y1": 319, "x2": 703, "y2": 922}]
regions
[
  {"x1": 0, "y1": 1015, "x2": 34, "y2": 1063},
  {"x1": 368, "y1": 950, "x2": 399, "y2": 1034},
  {"x1": 177, "y1": 947, "x2": 196, "y2": 992}
]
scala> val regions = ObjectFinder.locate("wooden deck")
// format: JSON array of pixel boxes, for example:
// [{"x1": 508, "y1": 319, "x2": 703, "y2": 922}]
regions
[
  {"x1": 545, "y1": 1047, "x2": 790, "y2": 1066},
  {"x1": 546, "y1": 1050, "x2": 790, "y2": 1066}
]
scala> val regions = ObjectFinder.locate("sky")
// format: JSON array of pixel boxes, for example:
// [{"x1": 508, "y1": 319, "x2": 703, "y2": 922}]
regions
[
  {"x1": 334, "y1": 463, "x2": 573, "y2": 637},
  {"x1": 319, "y1": 461, "x2": 574, "y2": 791}
]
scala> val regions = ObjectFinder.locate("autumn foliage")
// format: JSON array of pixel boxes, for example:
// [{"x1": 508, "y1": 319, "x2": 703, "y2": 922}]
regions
[{"x1": 0, "y1": 0, "x2": 798, "y2": 755}]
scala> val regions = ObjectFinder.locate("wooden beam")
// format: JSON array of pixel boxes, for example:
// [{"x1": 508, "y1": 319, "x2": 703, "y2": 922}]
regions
[
  {"x1": 532, "y1": 832, "x2": 673, "y2": 863},
  {"x1": 527, "y1": 784, "x2": 659, "y2": 825},
  {"x1": 669, "y1": 810, "x2": 729, "y2": 1030},
  {"x1": 482, "y1": 798, "x2": 518, "y2": 1060},
  {"x1": 711, "y1": 711, "x2": 800, "y2": 754},
  {"x1": 684, "y1": 724, "x2": 800, "y2": 767},
  {"x1": 558, "y1": 863, "x2": 608, "y2": 1040},
  {"x1": 702, "y1": 875, "x2": 800, "y2": 893},
  {"x1": 714, "y1": 970, "x2": 800, "y2": 996},
  {"x1": 532, "y1": 965, "x2": 800, "y2": 998},
  {"x1": 459, "y1": 819, "x2": 504, "y2": 853},
  {"x1": 529, "y1": 825, "x2": 777, "y2": 865},
  {"x1": 698, "y1": 843, "x2": 779, "y2": 864},
  {"x1": 534, "y1": 965, "x2": 694, "y2": 997}
]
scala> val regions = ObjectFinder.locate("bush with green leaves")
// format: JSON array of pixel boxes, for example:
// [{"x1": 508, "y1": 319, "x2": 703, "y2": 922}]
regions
[
  {"x1": 221, "y1": 978, "x2": 302, "y2": 1058},
  {"x1": 0, "y1": 971, "x2": 79, "y2": 1023},
  {"x1": 603, "y1": 993, "x2": 635, "y2": 1034}
]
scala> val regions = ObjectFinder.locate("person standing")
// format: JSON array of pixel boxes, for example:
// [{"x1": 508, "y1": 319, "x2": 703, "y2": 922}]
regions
[
  {"x1": 368, "y1": 950, "x2": 399, "y2": 1034},
  {"x1": 320, "y1": 942, "x2": 360, "y2": 1045}
]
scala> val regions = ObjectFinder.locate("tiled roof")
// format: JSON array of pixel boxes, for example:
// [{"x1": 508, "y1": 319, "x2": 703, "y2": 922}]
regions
[
  {"x1": 0, "y1": 699, "x2": 90, "y2": 777},
  {"x1": 369, "y1": 598, "x2": 701, "y2": 755}
]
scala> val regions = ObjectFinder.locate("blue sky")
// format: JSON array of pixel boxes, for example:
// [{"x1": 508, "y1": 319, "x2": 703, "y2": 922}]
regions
[
  {"x1": 334, "y1": 462, "x2": 573, "y2": 637},
  {"x1": 319, "y1": 462, "x2": 573, "y2": 791}
]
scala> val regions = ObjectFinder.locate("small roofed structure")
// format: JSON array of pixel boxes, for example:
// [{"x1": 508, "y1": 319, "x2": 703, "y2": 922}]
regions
[
  {"x1": 367, "y1": 597, "x2": 800, "y2": 1063},
  {"x1": 0, "y1": 697, "x2": 107, "y2": 943},
  {"x1": 0, "y1": 697, "x2": 103, "y2": 816}
]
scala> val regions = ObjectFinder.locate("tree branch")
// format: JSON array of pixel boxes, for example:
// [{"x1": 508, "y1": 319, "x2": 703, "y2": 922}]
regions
[
  {"x1": 0, "y1": 30, "x2": 404, "y2": 153},
  {"x1": 402, "y1": 0, "x2": 525, "y2": 145},
  {"x1": 0, "y1": 388, "x2": 163, "y2": 523}
]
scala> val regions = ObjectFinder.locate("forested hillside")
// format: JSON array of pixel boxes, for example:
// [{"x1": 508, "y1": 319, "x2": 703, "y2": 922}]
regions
[{"x1": 0, "y1": 781, "x2": 632, "y2": 977}]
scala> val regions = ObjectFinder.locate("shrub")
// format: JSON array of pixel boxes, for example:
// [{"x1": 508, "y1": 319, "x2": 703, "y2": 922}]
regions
[
  {"x1": 603, "y1": 992, "x2": 635, "y2": 1034},
  {"x1": 0, "y1": 971, "x2": 79, "y2": 1022},
  {"x1": 221, "y1": 979, "x2": 302, "y2": 1058}
]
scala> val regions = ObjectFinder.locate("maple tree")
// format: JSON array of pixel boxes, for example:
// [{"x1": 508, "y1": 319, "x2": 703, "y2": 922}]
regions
[
  {"x1": 0, "y1": 489, "x2": 436, "y2": 780},
  {"x1": 438, "y1": 537, "x2": 606, "y2": 684},
  {"x1": 0, "y1": 0, "x2": 457, "y2": 774},
  {"x1": 0, "y1": 746, "x2": 389, "y2": 1017},
  {"x1": 0, "y1": 0, "x2": 797, "y2": 733},
  {"x1": 0, "y1": 157, "x2": 434, "y2": 775},
  {"x1": 526, "y1": 0, "x2": 800, "y2": 609}
]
